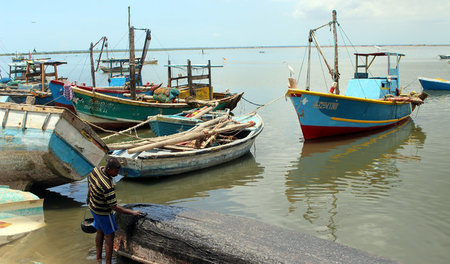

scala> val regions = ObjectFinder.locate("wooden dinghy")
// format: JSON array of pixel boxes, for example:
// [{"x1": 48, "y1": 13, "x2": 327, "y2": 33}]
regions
[
  {"x1": 0, "y1": 186, "x2": 45, "y2": 246},
  {"x1": 114, "y1": 203, "x2": 397, "y2": 264},
  {"x1": 108, "y1": 112, "x2": 263, "y2": 178},
  {"x1": 0, "y1": 103, "x2": 109, "y2": 190}
]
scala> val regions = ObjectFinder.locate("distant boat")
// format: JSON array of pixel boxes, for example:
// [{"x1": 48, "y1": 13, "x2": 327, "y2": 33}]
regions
[
  {"x1": 0, "y1": 185, "x2": 45, "y2": 246},
  {"x1": 286, "y1": 10, "x2": 426, "y2": 140},
  {"x1": 108, "y1": 112, "x2": 263, "y2": 178},
  {"x1": 438, "y1": 55, "x2": 450, "y2": 60},
  {"x1": 418, "y1": 77, "x2": 450, "y2": 90},
  {"x1": 1, "y1": 58, "x2": 67, "y2": 105},
  {"x1": 0, "y1": 103, "x2": 108, "y2": 190}
]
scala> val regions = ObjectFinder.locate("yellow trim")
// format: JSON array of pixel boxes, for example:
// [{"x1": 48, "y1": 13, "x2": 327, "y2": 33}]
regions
[
  {"x1": 286, "y1": 89, "x2": 409, "y2": 105},
  {"x1": 331, "y1": 115, "x2": 409, "y2": 124},
  {"x1": 73, "y1": 87, "x2": 188, "y2": 107}
]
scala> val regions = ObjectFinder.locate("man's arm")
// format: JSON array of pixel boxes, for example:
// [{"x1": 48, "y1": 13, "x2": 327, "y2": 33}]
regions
[{"x1": 111, "y1": 204, "x2": 140, "y2": 216}]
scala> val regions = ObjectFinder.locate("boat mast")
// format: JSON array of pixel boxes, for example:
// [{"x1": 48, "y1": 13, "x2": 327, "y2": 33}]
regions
[
  {"x1": 332, "y1": 10, "x2": 340, "y2": 94},
  {"x1": 306, "y1": 31, "x2": 312, "y2": 91},
  {"x1": 128, "y1": 6, "x2": 137, "y2": 100},
  {"x1": 89, "y1": 36, "x2": 107, "y2": 87}
]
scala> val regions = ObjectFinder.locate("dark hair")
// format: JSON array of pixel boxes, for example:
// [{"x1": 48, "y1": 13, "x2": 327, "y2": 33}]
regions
[{"x1": 105, "y1": 157, "x2": 122, "y2": 170}]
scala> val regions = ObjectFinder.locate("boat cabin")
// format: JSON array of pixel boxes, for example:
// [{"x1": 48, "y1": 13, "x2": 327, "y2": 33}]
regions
[
  {"x1": 167, "y1": 59, "x2": 223, "y2": 100},
  {"x1": 8, "y1": 58, "x2": 66, "y2": 91},
  {"x1": 99, "y1": 58, "x2": 143, "y2": 86},
  {"x1": 345, "y1": 52, "x2": 404, "y2": 99}
]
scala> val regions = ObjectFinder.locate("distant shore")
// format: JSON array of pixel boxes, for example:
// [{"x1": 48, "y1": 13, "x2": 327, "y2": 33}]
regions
[{"x1": 1, "y1": 44, "x2": 449, "y2": 57}]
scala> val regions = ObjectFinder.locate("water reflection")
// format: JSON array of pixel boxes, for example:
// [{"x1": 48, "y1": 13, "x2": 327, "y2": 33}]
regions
[
  {"x1": 116, "y1": 152, "x2": 265, "y2": 205},
  {"x1": 285, "y1": 119, "x2": 426, "y2": 240}
]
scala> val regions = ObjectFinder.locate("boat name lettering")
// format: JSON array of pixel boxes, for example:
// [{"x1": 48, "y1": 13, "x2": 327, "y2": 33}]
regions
[{"x1": 313, "y1": 101, "x2": 339, "y2": 110}]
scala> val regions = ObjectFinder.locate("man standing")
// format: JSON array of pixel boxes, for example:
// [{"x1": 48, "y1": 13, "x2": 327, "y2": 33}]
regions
[{"x1": 86, "y1": 157, "x2": 140, "y2": 264}]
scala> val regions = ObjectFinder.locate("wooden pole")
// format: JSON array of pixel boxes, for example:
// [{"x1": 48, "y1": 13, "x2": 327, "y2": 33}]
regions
[
  {"x1": 54, "y1": 64, "x2": 58, "y2": 80},
  {"x1": 332, "y1": 10, "x2": 340, "y2": 95},
  {"x1": 167, "y1": 60, "x2": 172, "y2": 87},
  {"x1": 129, "y1": 26, "x2": 136, "y2": 99},
  {"x1": 208, "y1": 60, "x2": 212, "y2": 100},
  {"x1": 108, "y1": 115, "x2": 229, "y2": 150},
  {"x1": 40, "y1": 64, "x2": 45, "y2": 92},
  {"x1": 127, "y1": 121, "x2": 254, "y2": 154},
  {"x1": 187, "y1": 59, "x2": 193, "y2": 96},
  {"x1": 90, "y1": 42, "x2": 96, "y2": 87}
]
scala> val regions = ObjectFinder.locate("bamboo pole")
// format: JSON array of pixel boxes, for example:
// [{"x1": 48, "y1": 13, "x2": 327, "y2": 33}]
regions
[
  {"x1": 101, "y1": 116, "x2": 157, "y2": 141},
  {"x1": 191, "y1": 106, "x2": 215, "y2": 119},
  {"x1": 107, "y1": 115, "x2": 230, "y2": 150},
  {"x1": 127, "y1": 121, "x2": 254, "y2": 154}
]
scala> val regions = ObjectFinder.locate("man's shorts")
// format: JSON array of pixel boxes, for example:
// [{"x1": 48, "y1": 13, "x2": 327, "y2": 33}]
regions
[{"x1": 91, "y1": 210, "x2": 118, "y2": 235}]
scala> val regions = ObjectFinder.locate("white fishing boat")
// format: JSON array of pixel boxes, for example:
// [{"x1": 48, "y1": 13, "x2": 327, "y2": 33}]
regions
[
  {"x1": 0, "y1": 186, "x2": 45, "y2": 246},
  {"x1": 108, "y1": 112, "x2": 263, "y2": 178}
]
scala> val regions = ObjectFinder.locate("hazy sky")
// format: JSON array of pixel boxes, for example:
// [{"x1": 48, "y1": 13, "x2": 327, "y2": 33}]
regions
[{"x1": 0, "y1": 0, "x2": 448, "y2": 53}]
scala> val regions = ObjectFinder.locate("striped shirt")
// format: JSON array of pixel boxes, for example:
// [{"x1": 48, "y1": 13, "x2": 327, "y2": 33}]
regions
[{"x1": 88, "y1": 167, "x2": 117, "y2": 215}]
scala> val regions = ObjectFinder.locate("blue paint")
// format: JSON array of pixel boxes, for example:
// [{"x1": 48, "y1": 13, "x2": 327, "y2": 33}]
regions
[
  {"x1": 48, "y1": 134, "x2": 94, "y2": 177},
  {"x1": 0, "y1": 207, "x2": 44, "y2": 220}
]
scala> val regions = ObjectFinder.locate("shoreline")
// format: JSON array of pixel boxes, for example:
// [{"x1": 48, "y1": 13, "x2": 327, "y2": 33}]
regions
[{"x1": 1, "y1": 44, "x2": 449, "y2": 57}]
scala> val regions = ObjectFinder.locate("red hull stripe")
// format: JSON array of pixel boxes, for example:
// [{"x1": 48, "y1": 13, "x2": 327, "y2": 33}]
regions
[{"x1": 301, "y1": 121, "x2": 404, "y2": 140}]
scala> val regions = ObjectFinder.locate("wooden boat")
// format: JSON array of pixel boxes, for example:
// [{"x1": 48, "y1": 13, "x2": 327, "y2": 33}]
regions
[
  {"x1": 108, "y1": 112, "x2": 263, "y2": 178},
  {"x1": 0, "y1": 186, "x2": 45, "y2": 246},
  {"x1": 0, "y1": 103, "x2": 109, "y2": 190},
  {"x1": 48, "y1": 80, "x2": 160, "y2": 114},
  {"x1": 113, "y1": 203, "x2": 397, "y2": 264},
  {"x1": 1, "y1": 58, "x2": 67, "y2": 105},
  {"x1": 149, "y1": 107, "x2": 230, "y2": 136},
  {"x1": 286, "y1": 10, "x2": 426, "y2": 140},
  {"x1": 71, "y1": 86, "x2": 242, "y2": 130},
  {"x1": 418, "y1": 77, "x2": 450, "y2": 90}
]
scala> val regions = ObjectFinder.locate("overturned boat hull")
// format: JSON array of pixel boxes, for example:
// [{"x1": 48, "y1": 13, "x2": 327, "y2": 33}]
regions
[
  {"x1": 114, "y1": 203, "x2": 397, "y2": 264},
  {"x1": 0, "y1": 103, "x2": 108, "y2": 190}
]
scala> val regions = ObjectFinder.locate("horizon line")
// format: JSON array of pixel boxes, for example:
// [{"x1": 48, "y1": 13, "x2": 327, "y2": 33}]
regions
[{"x1": 1, "y1": 44, "x2": 449, "y2": 56}]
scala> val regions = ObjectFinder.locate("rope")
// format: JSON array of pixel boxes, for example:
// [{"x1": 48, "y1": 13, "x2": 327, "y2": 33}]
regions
[
  {"x1": 251, "y1": 94, "x2": 284, "y2": 113},
  {"x1": 297, "y1": 45, "x2": 308, "y2": 84},
  {"x1": 241, "y1": 96, "x2": 264, "y2": 106},
  {"x1": 316, "y1": 48, "x2": 329, "y2": 89}
]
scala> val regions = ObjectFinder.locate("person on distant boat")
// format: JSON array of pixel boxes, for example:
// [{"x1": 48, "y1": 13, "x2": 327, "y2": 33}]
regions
[{"x1": 86, "y1": 157, "x2": 140, "y2": 264}]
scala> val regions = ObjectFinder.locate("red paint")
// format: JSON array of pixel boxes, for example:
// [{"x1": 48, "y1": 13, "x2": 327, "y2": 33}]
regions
[{"x1": 300, "y1": 119, "x2": 408, "y2": 140}]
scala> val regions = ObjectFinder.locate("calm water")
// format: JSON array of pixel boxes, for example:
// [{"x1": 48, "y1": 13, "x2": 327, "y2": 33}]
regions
[{"x1": 1, "y1": 46, "x2": 450, "y2": 264}]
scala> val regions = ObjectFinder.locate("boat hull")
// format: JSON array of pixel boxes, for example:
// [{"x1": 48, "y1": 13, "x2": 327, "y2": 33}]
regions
[
  {"x1": 114, "y1": 203, "x2": 397, "y2": 264},
  {"x1": 111, "y1": 114, "x2": 263, "y2": 178},
  {"x1": 0, "y1": 187, "x2": 45, "y2": 246},
  {"x1": 72, "y1": 86, "x2": 242, "y2": 130},
  {"x1": 287, "y1": 89, "x2": 412, "y2": 140},
  {"x1": 418, "y1": 77, "x2": 450, "y2": 90},
  {"x1": 0, "y1": 103, "x2": 108, "y2": 190},
  {"x1": 49, "y1": 80, "x2": 156, "y2": 114}
]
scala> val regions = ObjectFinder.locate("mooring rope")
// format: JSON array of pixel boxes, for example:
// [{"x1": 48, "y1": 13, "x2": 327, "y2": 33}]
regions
[{"x1": 241, "y1": 96, "x2": 264, "y2": 107}]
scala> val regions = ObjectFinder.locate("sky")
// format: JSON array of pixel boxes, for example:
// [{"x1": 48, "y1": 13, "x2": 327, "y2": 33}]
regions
[{"x1": 0, "y1": 0, "x2": 449, "y2": 54}]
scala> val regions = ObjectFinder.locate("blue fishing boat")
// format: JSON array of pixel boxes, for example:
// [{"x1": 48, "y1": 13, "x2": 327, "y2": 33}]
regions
[
  {"x1": 0, "y1": 103, "x2": 109, "y2": 190},
  {"x1": 0, "y1": 186, "x2": 45, "y2": 246},
  {"x1": 286, "y1": 10, "x2": 426, "y2": 140},
  {"x1": 108, "y1": 112, "x2": 263, "y2": 178},
  {"x1": 418, "y1": 77, "x2": 450, "y2": 90}
]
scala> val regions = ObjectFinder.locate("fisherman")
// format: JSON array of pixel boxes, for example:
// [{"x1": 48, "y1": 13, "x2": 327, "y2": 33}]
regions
[{"x1": 86, "y1": 157, "x2": 140, "y2": 264}]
